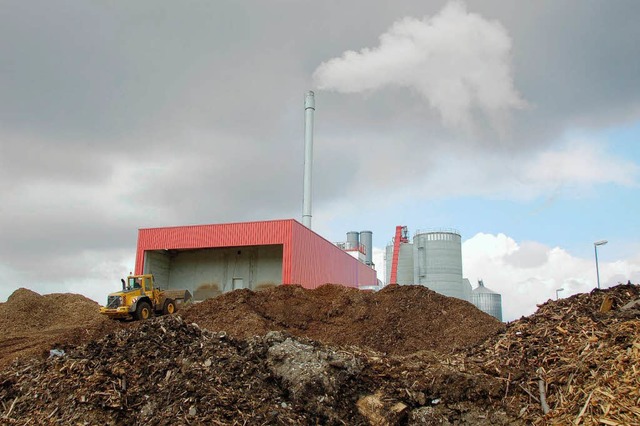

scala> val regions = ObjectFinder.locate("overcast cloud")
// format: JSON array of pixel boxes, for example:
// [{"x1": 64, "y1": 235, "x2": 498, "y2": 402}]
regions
[{"x1": 1, "y1": 1, "x2": 639, "y2": 319}]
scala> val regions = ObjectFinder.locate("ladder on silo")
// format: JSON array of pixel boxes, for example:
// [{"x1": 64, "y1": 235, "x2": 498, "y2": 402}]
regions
[{"x1": 389, "y1": 225, "x2": 408, "y2": 284}]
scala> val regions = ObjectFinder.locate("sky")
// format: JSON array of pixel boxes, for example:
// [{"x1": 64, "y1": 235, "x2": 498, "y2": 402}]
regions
[{"x1": 1, "y1": 0, "x2": 639, "y2": 321}]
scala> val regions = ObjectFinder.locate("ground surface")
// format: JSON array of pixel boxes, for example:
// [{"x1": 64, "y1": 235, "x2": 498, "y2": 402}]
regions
[{"x1": 0, "y1": 283, "x2": 638, "y2": 425}]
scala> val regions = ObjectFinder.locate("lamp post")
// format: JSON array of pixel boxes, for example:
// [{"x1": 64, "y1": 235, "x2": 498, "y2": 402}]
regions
[
  {"x1": 556, "y1": 288, "x2": 564, "y2": 300},
  {"x1": 594, "y1": 240, "x2": 608, "y2": 289}
]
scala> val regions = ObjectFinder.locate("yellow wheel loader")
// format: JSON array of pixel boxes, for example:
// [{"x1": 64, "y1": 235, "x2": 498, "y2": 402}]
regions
[{"x1": 100, "y1": 274, "x2": 192, "y2": 321}]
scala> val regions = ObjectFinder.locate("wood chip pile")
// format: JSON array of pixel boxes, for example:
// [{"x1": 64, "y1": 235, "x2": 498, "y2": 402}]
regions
[
  {"x1": 181, "y1": 284, "x2": 504, "y2": 356},
  {"x1": 467, "y1": 284, "x2": 640, "y2": 425},
  {"x1": 0, "y1": 282, "x2": 638, "y2": 425},
  {"x1": 0, "y1": 288, "x2": 122, "y2": 369},
  {"x1": 0, "y1": 315, "x2": 368, "y2": 425}
]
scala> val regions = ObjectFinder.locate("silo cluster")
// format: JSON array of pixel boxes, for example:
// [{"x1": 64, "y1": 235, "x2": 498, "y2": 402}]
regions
[
  {"x1": 341, "y1": 230, "x2": 374, "y2": 268},
  {"x1": 385, "y1": 228, "x2": 502, "y2": 321}
]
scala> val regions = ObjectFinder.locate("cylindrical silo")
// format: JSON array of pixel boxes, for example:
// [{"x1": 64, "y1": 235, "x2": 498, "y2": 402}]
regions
[
  {"x1": 462, "y1": 278, "x2": 473, "y2": 302},
  {"x1": 346, "y1": 231, "x2": 360, "y2": 251},
  {"x1": 360, "y1": 230, "x2": 373, "y2": 266},
  {"x1": 413, "y1": 230, "x2": 468, "y2": 300},
  {"x1": 385, "y1": 241, "x2": 414, "y2": 285},
  {"x1": 471, "y1": 280, "x2": 503, "y2": 321}
]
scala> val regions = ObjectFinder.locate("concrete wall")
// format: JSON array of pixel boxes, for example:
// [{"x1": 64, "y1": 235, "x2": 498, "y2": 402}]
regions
[
  {"x1": 144, "y1": 245, "x2": 283, "y2": 301},
  {"x1": 144, "y1": 250, "x2": 171, "y2": 289}
]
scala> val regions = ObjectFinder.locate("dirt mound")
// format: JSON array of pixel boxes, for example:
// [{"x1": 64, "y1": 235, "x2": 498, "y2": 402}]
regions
[
  {"x1": 0, "y1": 315, "x2": 520, "y2": 425},
  {"x1": 0, "y1": 288, "x2": 122, "y2": 369},
  {"x1": 466, "y1": 283, "x2": 640, "y2": 425},
  {"x1": 181, "y1": 284, "x2": 504, "y2": 355}
]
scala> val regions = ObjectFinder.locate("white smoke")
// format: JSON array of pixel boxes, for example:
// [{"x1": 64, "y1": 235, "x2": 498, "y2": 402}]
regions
[{"x1": 313, "y1": 1, "x2": 525, "y2": 130}]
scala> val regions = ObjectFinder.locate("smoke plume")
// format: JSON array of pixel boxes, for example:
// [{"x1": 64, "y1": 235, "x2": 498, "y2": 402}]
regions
[{"x1": 313, "y1": 1, "x2": 525, "y2": 130}]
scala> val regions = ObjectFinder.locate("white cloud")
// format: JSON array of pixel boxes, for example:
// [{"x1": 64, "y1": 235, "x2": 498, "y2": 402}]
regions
[
  {"x1": 369, "y1": 233, "x2": 640, "y2": 322},
  {"x1": 462, "y1": 233, "x2": 640, "y2": 321},
  {"x1": 522, "y1": 141, "x2": 639, "y2": 188},
  {"x1": 313, "y1": 1, "x2": 525, "y2": 131}
]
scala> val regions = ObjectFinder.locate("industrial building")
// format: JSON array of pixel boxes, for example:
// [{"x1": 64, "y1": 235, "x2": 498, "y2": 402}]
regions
[
  {"x1": 127, "y1": 93, "x2": 499, "y2": 320},
  {"x1": 129, "y1": 92, "x2": 379, "y2": 301},
  {"x1": 134, "y1": 219, "x2": 377, "y2": 301},
  {"x1": 385, "y1": 226, "x2": 503, "y2": 321}
]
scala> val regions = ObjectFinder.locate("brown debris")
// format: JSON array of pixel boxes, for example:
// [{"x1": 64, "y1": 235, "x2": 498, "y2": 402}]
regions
[
  {"x1": 0, "y1": 316, "x2": 357, "y2": 424},
  {"x1": 466, "y1": 283, "x2": 640, "y2": 425},
  {"x1": 181, "y1": 284, "x2": 504, "y2": 356},
  {"x1": 0, "y1": 288, "x2": 123, "y2": 369},
  {"x1": 1, "y1": 282, "x2": 638, "y2": 425},
  {"x1": 599, "y1": 295, "x2": 613, "y2": 313}
]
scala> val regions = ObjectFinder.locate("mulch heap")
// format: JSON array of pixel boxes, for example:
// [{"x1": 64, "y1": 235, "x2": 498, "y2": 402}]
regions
[
  {"x1": 0, "y1": 314, "x2": 516, "y2": 425},
  {"x1": 0, "y1": 316, "x2": 367, "y2": 424},
  {"x1": 181, "y1": 284, "x2": 504, "y2": 356},
  {"x1": 0, "y1": 282, "x2": 638, "y2": 425},
  {"x1": 0, "y1": 288, "x2": 122, "y2": 370},
  {"x1": 466, "y1": 283, "x2": 640, "y2": 425}
]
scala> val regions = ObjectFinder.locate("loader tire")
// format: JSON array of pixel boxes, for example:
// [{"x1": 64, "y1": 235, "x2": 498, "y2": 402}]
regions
[
  {"x1": 162, "y1": 299, "x2": 176, "y2": 315},
  {"x1": 135, "y1": 301, "x2": 152, "y2": 320}
]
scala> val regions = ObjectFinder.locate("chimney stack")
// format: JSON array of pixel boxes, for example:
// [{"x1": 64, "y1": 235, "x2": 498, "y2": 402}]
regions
[{"x1": 302, "y1": 91, "x2": 315, "y2": 229}]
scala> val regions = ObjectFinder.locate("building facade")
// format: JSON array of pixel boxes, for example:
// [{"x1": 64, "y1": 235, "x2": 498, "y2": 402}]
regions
[{"x1": 135, "y1": 219, "x2": 377, "y2": 301}]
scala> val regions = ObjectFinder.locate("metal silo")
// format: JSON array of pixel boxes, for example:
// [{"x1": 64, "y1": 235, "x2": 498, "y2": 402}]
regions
[
  {"x1": 472, "y1": 280, "x2": 503, "y2": 321},
  {"x1": 413, "y1": 230, "x2": 468, "y2": 301},
  {"x1": 462, "y1": 278, "x2": 473, "y2": 302},
  {"x1": 346, "y1": 231, "x2": 359, "y2": 251},
  {"x1": 385, "y1": 242, "x2": 414, "y2": 285},
  {"x1": 360, "y1": 230, "x2": 373, "y2": 266}
]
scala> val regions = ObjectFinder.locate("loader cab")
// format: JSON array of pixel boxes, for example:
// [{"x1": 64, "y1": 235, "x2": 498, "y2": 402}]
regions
[
  {"x1": 123, "y1": 275, "x2": 154, "y2": 293},
  {"x1": 130, "y1": 277, "x2": 142, "y2": 290}
]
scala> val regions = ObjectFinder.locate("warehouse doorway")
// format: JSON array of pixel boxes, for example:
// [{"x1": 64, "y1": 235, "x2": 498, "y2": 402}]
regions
[{"x1": 143, "y1": 244, "x2": 283, "y2": 300}]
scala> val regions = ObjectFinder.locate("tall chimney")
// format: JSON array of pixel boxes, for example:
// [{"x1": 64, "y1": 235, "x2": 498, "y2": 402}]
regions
[{"x1": 302, "y1": 91, "x2": 315, "y2": 229}]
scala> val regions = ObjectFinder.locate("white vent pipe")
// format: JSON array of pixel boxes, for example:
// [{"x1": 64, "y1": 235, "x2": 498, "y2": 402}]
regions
[{"x1": 302, "y1": 91, "x2": 315, "y2": 229}]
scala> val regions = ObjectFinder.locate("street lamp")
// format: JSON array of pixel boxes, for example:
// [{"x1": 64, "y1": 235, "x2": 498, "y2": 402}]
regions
[
  {"x1": 594, "y1": 240, "x2": 608, "y2": 289},
  {"x1": 556, "y1": 288, "x2": 564, "y2": 300}
]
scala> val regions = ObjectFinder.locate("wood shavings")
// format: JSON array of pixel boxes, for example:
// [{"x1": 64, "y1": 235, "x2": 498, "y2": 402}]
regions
[{"x1": 466, "y1": 283, "x2": 640, "y2": 426}]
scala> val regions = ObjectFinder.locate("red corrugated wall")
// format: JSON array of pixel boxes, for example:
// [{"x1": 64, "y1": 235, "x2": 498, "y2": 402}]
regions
[
  {"x1": 289, "y1": 221, "x2": 377, "y2": 289},
  {"x1": 134, "y1": 218, "x2": 377, "y2": 289}
]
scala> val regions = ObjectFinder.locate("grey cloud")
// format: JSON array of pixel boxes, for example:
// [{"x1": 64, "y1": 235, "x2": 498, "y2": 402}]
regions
[
  {"x1": 0, "y1": 192, "x2": 140, "y2": 264},
  {"x1": 0, "y1": 133, "x2": 117, "y2": 185},
  {"x1": 495, "y1": 1, "x2": 640, "y2": 141}
]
